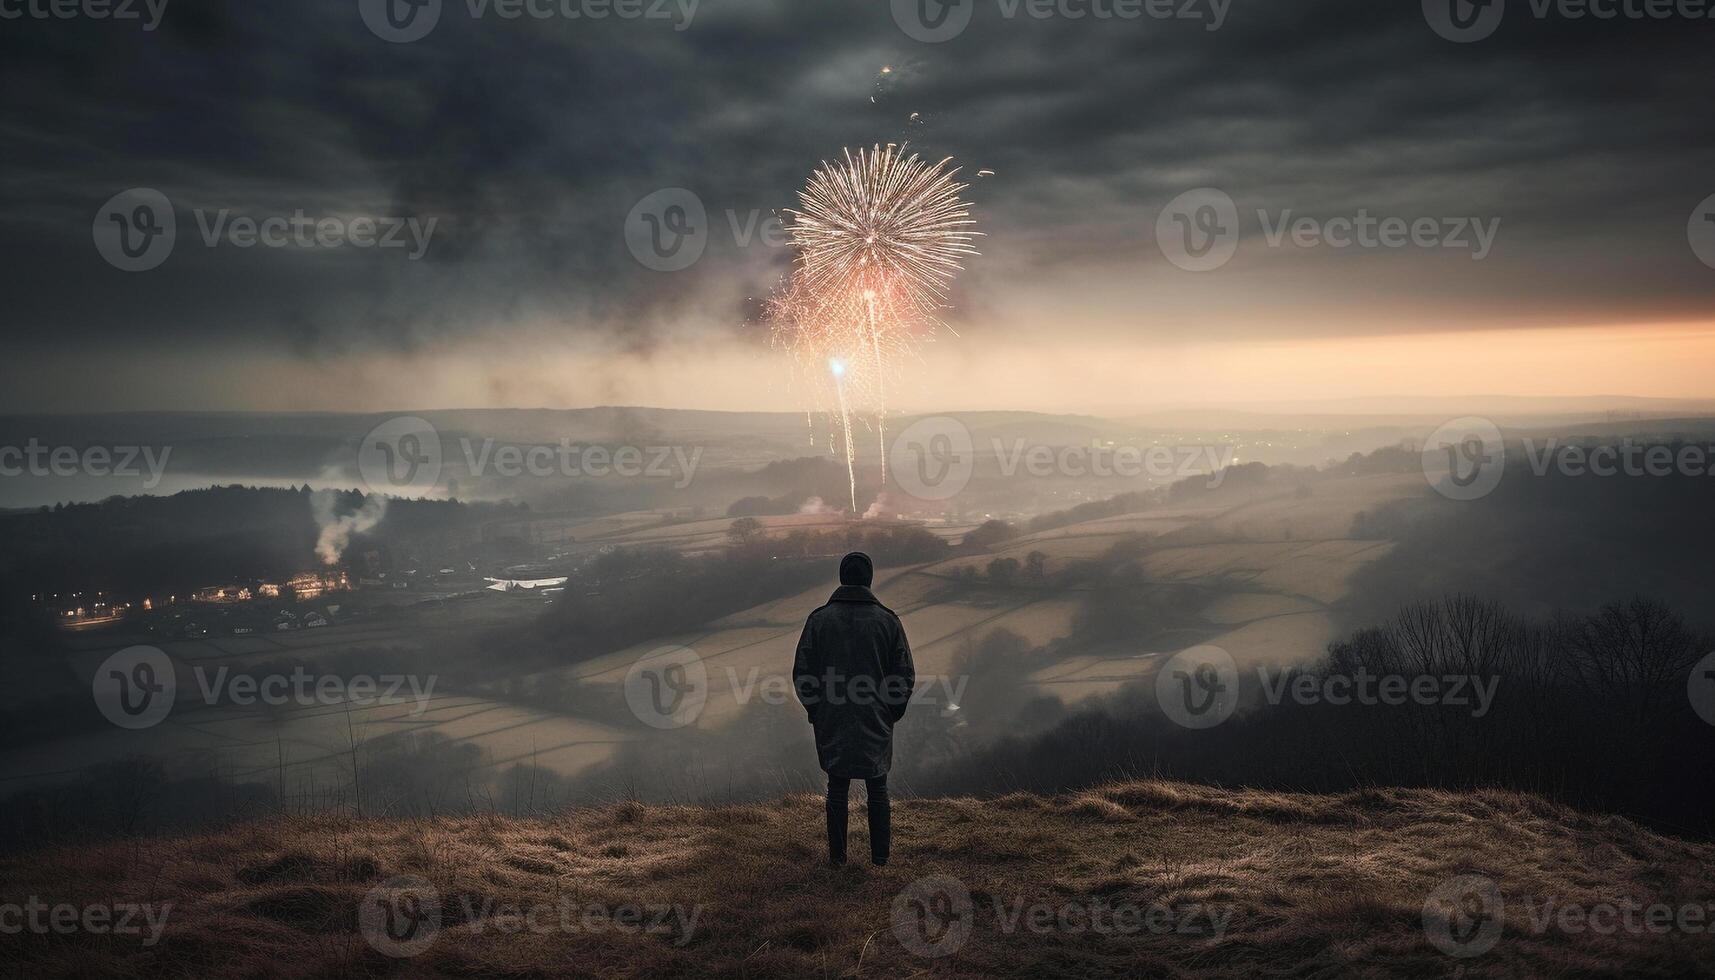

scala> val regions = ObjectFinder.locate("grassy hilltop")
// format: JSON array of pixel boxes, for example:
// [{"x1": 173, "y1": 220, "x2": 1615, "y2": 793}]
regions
[{"x1": 4, "y1": 781, "x2": 1713, "y2": 978}]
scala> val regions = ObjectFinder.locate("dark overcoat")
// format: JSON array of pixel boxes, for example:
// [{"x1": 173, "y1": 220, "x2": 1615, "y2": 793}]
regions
[{"x1": 793, "y1": 585, "x2": 916, "y2": 778}]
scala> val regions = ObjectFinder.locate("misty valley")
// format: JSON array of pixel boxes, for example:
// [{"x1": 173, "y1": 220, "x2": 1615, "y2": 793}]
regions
[{"x1": 5, "y1": 407, "x2": 1712, "y2": 848}]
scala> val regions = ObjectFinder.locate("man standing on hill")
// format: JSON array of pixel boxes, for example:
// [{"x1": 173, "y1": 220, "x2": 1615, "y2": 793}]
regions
[{"x1": 794, "y1": 551, "x2": 916, "y2": 867}]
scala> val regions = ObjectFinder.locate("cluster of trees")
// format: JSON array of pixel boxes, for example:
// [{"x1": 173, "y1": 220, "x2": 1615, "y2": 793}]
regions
[
  {"x1": 934, "y1": 595, "x2": 1715, "y2": 836},
  {"x1": 942, "y1": 552, "x2": 1050, "y2": 588},
  {"x1": 726, "y1": 519, "x2": 950, "y2": 565},
  {"x1": 1020, "y1": 491, "x2": 1157, "y2": 535},
  {"x1": 1000, "y1": 458, "x2": 1299, "y2": 539},
  {"x1": 720, "y1": 458, "x2": 862, "y2": 518},
  {"x1": 940, "y1": 532, "x2": 1151, "y2": 597},
  {"x1": 725, "y1": 495, "x2": 796, "y2": 517},
  {"x1": 961, "y1": 519, "x2": 1018, "y2": 548}
]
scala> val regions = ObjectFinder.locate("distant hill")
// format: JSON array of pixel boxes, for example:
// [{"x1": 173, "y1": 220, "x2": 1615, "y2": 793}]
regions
[
  {"x1": 1123, "y1": 393, "x2": 1715, "y2": 424},
  {"x1": 3, "y1": 781, "x2": 1711, "y2": 978},
  {"x1": 30, "y1": 402, "x2": 1712, "y2": 509}
]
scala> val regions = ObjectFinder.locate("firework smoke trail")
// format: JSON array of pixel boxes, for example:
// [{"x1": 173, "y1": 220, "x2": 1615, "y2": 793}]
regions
[
  {"x1": 768, "y1": 143, "x2": 979, "y2": 512},
  {"x1": 830, "y1": 359, "x2": 857, "y2": 510},
  {"x1": 863, "y1": 287, "x2": 886, "y2": 482}
]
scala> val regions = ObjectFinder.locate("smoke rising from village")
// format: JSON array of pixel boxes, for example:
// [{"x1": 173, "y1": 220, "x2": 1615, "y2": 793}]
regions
[{"x1": 311, "y1": 491, "x2": 388, "y2": 566}]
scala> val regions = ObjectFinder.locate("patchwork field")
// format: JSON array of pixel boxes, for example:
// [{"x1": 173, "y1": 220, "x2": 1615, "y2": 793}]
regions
[
  {"x1": 531, "y1": 472, "x2": 1423, "y2": 740},
  {"x1": 6, "y1": 473, "x2": 1428, "y2": 799}
]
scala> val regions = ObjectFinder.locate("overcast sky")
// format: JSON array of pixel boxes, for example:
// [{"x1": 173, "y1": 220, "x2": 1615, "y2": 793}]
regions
[{"x1": 3, "y1": 0, "x2": 1713, "y2": 412}]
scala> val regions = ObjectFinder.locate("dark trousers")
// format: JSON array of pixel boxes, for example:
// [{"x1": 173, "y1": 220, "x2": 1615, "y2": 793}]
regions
[{"x1": 825, "y1": 773, "x2": 889, "y2": 865}]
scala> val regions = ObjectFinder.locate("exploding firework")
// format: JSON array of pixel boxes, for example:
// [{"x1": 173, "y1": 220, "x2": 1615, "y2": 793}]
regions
[{"x1": 770, "y1": 144, "x2": 980, "y2": 510}]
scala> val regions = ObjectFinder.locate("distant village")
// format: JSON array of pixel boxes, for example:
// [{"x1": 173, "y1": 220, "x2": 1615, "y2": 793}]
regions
[
  {"x1": 38, "y1": 569, "x2": 355, "y2": 637},
  {"x1": 36, "y1": 544, "x2": 574, "y2": 637}
]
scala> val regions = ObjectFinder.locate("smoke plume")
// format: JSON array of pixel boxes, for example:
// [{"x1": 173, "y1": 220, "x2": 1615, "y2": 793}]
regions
[{"x1": 311, "y1": 491, "x2": 387, "y2": 565}]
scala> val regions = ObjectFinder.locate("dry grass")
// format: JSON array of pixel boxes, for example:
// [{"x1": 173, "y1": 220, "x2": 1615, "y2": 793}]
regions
[{"x1": 3, "y1": 781, "x2": 1713, "y2": 978}]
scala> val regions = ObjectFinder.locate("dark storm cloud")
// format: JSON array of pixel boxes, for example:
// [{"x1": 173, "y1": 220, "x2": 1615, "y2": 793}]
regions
[{"x1": 1, "y1": 0, "x2": 1712, "y2": 361}]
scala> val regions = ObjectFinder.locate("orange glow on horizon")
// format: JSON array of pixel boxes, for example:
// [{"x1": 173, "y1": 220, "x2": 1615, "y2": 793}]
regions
[{"x1": 5, "y1": 320, "x2": 1713, "y2": 414}]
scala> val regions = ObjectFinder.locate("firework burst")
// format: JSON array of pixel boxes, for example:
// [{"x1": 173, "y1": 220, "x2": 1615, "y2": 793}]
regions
[{"x1": 770, "y1": 144, "x2": 980, "y2": 510}]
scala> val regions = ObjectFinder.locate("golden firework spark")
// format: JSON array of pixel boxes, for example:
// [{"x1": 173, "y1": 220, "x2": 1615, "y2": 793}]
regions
[{"x1": 770, "y1": 144, "x2": 980, "y2": 510}]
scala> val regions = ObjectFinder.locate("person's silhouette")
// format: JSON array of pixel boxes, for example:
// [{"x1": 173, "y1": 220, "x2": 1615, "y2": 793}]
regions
[{"x1": 793, "y1": 551, "x2": 916, "y2": 866}]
